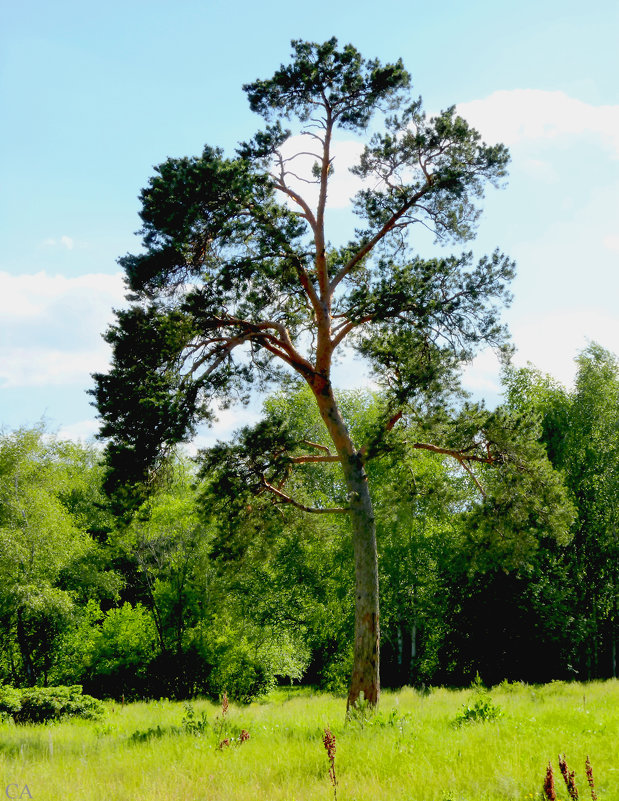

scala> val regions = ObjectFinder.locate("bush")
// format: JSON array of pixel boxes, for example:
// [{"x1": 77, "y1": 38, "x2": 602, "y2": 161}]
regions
[
  {"x1": 453, "y1": 693, "x2": 503, "y2": 725},
  {"x1": 210, "y1": 653, "x2": 275, "y2": 703},
  {"x1": 0, "y1": 685, "x2": 105, "y2": 724},
  {"x1": 0, "y1": 685, "x2": 22, "y2": 719},
  {"x1": 453, "y1": 673, "x2": 503, "y2": 726}
]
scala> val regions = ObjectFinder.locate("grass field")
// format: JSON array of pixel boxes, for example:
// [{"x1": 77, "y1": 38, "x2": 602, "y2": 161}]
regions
[{"x1": 1, "y1": 679, "x2": 617, "y2": 801}]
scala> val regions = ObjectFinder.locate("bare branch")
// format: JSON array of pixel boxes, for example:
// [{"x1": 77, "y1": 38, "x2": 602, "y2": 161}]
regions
[
  {"x1": 331, "y1": 315, "x2": 374, "y2": 349},
  {"x1": 280, "y1": 169, "x2": 319, "y2": 186},
  {"x1": 280, "y1": 150, "x2": 323, "y2": 163},
  {"x1": 410, "y1": 442, "x2": 496, "y2": 464},
  {"x1": 261, "y1": 477, "x2": 348, "y2": 514},
  {"x1": 272, "y1": 178, "x2": 318, "y2": 231},
  {"x1": 457, "y1": 458, "x2": 487, "y2": 497},
  {"x1": 301, "y1": 439, "x2": 333, "y2": 454},
  {"x1": 289, "y1": 454, "x2": 340, "y2": 464}
]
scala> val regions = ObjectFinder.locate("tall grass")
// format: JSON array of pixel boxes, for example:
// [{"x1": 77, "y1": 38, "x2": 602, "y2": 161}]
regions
[{"x1": 0, "y1": 680, "x2": 617, "y2": 800}]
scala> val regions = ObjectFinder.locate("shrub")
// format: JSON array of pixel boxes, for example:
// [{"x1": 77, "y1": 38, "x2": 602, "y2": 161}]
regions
[
  {"x1": 453, "y1": 673, "x2": 503, "y2": 726},
  {"x1": 0, "y1": 685, "x2": 22, "y2": 719},
  {"x1": 211, "y1": 653, "x2": 275, "y2": 703},
  {"x1": 0, "y1": 685, "x2": 104, "y2": 724}
]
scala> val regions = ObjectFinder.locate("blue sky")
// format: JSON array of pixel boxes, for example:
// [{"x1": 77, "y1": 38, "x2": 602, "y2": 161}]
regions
[{"x1": 1, "y1": 0, "x2": 618, "y2": 443}]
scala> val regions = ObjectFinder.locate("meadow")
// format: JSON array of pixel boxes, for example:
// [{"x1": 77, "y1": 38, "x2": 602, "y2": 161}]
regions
[{"x1": 0, "y1": 680, "x2": 617, "y2": 801}]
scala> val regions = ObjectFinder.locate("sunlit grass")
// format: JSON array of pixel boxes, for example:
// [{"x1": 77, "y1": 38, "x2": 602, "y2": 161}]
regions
[{"x1": 0, "y1": 680, "x2": 617, "y2": 800}]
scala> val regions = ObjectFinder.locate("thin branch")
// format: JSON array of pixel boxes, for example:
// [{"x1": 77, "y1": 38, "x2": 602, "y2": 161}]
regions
[
  {"x1": 215, "y1": 315, "x2": 315, "y2": 376},
  {"x1": 315, "y1": 105, "x2": 333, "y2": 299},
  {"x1": 260, "y1": 477, "x2": 348, "y2": 514},
  {"x1": 410, "y1": 442, "x2": 496, "y2": 464},
  {"x1": 358, "y1": 410, "x2": 404, "y2": 462},
  {"x1": 289, "y1": 454, "x2": 340, "y2": 464},
  {"x1": 331, "y1": 314, "x2": 375, "y2": 348},
  {"x1": 385, "y1": 410, "x2": 404, "y2": 432},
  {"x1": 330, "y1": 182, "x2": 434, "y2": 293},
  {"x1": 280, "y1": 150, "x2": 323, "y2": 163},
  {"x1": 272, "y1": 178, "x2": 318, "y2": 231},
  {"x1": 280, "y1": 170, "x2": 319, "y2": 186},
  {"x1": 457, "y1": 458, "x2": 487, "y2": 497},
  {"x1": 301, "y1": 439, "x2": 333, "y2": 454}
]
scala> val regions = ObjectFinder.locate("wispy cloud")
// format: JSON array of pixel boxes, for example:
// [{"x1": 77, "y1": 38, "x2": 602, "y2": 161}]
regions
[
  {"x1": 0, "y1": 271, "x2": 126, "y2": 388},
  {"x1": 56, "y1": 419, "x2": 103, "y2": 443},
  {"x1": 457, "y1": 90, "x2": 619, "y2": 157},
  {"x1": 42, "y1": 235, "x2": 75, "y2": 250},
  {"x1": 463, "y1": 308, "x2": 619, "y2": 399}
]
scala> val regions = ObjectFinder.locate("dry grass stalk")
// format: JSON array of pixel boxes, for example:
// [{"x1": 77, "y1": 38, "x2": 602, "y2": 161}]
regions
[
  {"x1": 585, "y1": 755, "x2": 597, "y2": 801},
  {"x1": 543, "y1": 761, "x2": 557, "y2": 801},
  {"x1": 559, "y1": 754, "x2": 579, "y2": 800},
  {"x1": 323, "y1": 727, "x2": 337, "y2": 801}
]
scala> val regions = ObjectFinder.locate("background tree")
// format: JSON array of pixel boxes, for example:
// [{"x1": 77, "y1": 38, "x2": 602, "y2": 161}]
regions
[
  {"x1": 93, "y1": 37, "x2": 517, "y2": 708},
  {"x1": 0, "y1": 427, "x2": 119, "y2": 686},
  {"x1": 506, "y1": 345, "x2": 619, "y2": 678}
]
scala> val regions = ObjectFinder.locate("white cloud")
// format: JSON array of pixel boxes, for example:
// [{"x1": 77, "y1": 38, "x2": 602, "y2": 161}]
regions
[
  {"x1": 274, "y1": 90, "x2": 619, "y2": 218},
  {"x1": 275, "y1": 135, "x2": 365, "y2": 211},
  {"x1": 42, "y1": 235, "x2": 76, "y2": 250},
  {"x1": 457, "y1": 90, "x2": 619, "y2": 157},
  {"x1": 0, "y1": 347, "x2": 114, "y2": 388},
  {"x1": 0, "y1": 271, "x2": 126, "y2": 387},
  {"x1": 603, "y1": 235, "x2": 619, "y2": 254},
  {"x1": 56, "y1": 419, "x2": 103, "y2": 443},
  {"x1": 182, "y1": 405, "x2": 263, "y2": 454},
  {"x1": 512, "y1": 309, "x2": 619, "y2": 385},
  {"x1": 463, "y1": 308, "x2": 619, "y2": 401},
  {"x1": 0, "y1": 271, "x2": 124, "y2": 319}
]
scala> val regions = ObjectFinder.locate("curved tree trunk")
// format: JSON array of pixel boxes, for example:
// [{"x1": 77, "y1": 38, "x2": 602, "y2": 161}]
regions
[{"x1": 311, "y1": 376, "x2": 380, "y2": 709}]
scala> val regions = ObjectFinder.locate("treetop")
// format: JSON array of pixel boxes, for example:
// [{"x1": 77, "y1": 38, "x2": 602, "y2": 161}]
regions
[{"x1": 244, "y1": 37, "x2": 411, "y2": 130}]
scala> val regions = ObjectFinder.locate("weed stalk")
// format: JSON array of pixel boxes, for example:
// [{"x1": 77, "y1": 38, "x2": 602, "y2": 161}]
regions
[
  {"x1": 323, "y1": 728, "x2": 337, "y2": 801},
  {"x1": 559, "y1": 754, "x2": 579, "y2": 800},
  {"x1": 543, "y1": 761, "x2": 557, "y2": 801},
  {"x1": 585, "y1": 756, "x2": 597, "y2": 801}
]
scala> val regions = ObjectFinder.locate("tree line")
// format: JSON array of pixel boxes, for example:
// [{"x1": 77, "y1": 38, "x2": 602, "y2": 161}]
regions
[{"x1": 1, "y1": 344, "x2": 617, "y2": 700}]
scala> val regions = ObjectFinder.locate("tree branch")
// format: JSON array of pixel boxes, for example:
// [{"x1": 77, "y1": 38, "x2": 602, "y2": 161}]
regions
[
  {"x1": 314, "y1": 104, "x2": 333, "y2": 300},
  {"x1": 260, "y1": 477, "x2": 348, "y2": 514},
  {"x1": 301, "y1": 439, "x2": 333, "y2": 454},
  {"x1": 213, "y1": 315, "x2": 315, "y2": 377},
  {"x1": 410, "y1": 442, "x2": 496, "y2": 464},
  {"x1": 331, "y1": 315, "x2": 374, "y2": 348},
  {"x1": 457, "y1": 458, "x2": 487, "y2": 497},
  {"x1": 289, "y1": 454, "x2": 340, "y2": 464},
  {"x1": 329, "y1": 182, "x2": 434, "y2": 292}
]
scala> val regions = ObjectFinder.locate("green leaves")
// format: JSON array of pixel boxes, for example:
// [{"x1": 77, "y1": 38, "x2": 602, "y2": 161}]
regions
[
  {"x1": 348, "y1": 250, "x2": 514, "y2": 417},
  {"x1": 0, "y1": 428, "x2": 118, "y2": 686}
]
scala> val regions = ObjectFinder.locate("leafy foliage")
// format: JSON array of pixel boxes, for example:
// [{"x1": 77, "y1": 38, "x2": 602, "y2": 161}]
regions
[
  {"x1": 0, "y1": 427, "x2": 120, "y2": 687},
  {"x1": 0, "y1": 684, "x2": 104, "y2": 724},
  {"x1": 453, "y1": 674, "x2": 502, "y2": 725}
]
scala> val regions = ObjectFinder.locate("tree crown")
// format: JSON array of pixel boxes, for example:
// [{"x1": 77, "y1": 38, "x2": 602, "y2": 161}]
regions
[{"x1": 93, "y1": 38, "x2": 514, "y2": 504}]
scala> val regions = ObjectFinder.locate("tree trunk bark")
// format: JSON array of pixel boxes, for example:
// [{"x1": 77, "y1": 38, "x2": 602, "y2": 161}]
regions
[
  {"x1": 310, "y1": 376, "x2": 380, "y2": 709},
  {"x1": 344, "y1": 454, "x2": 380, "y2": 710}
]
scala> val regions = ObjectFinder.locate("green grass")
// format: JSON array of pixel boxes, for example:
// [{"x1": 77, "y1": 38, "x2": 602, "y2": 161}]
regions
[{"x1": 0, "y1": 680, "x2": 617, "y2": 800}]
